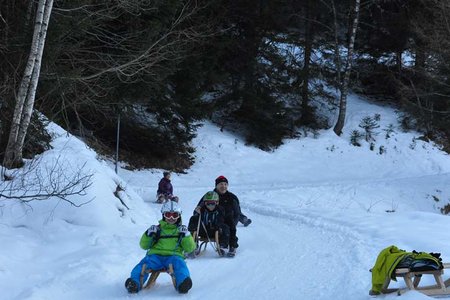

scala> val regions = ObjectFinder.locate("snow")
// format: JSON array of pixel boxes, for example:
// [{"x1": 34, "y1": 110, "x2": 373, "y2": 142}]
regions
[{"x1": 1, "y1": 93, "x2": 450, "y2": 300}]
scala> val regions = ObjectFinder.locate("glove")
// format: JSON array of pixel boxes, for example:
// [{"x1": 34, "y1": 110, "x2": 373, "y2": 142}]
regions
[
  {"x1": 146, "y1": 225, "x2": 158, "y2": 237},
  {"x1": 178, "y1": 225, "x2": 190, "y2": 237}
]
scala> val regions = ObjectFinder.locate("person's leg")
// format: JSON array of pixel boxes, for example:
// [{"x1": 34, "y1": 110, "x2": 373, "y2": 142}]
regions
[
  {"x1": 218, "y1": 223, "x2": 230, "y2": 248},
  {"x1": 167, "y1": 255, "x2": 192, "y2": 294},
  {"x1": 229, "y1": 223, "x2": 238, "y2": 249},
  {"x1": 127, "y1": 255, "x2": 165, "y2": 292},
  {"x1": 187, "y1": 215, "x2": 199, "y2": 232},
  {"x1": 198, "y1": 225, "x2": 208, "y2": 239}
]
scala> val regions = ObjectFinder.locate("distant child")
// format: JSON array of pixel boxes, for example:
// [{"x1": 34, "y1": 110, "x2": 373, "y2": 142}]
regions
[
  {"x1": 125, "y1": 201, "x2": 196, "y2": 294},
  {"x1": 188, "y1": 191, "x2": 231, "y2": 256},
  {"x1": 156, "y1": 171, "x2": 178, "y2": 203}
]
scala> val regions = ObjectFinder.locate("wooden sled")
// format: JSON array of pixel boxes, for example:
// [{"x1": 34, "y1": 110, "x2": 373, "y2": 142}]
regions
[
  {"x1": 191, "y1": 230, "x2": 222, "y2": 257},
  {"x1": 375, "y1": 262, "x2": 450, "y2": 297},
  {"x1": 140, "y1": 263, "x2": 176, "y2": 290}
]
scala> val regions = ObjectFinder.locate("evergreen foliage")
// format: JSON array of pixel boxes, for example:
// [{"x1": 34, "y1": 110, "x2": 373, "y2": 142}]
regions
[
  {"x1": 1, "y1": 0, "x2": 450, "y2": 169},
  {"x1": 359, "y1": 116, "x2": 380, "y2": 142},
  {"x1": 350, "y1": 130, "x2": 364, "y2": 147}
]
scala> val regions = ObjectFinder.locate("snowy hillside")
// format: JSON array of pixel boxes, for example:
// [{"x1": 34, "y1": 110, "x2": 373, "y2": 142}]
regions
[{"x1": 1, "y1": 93, "x2": 450, "y2": 300}]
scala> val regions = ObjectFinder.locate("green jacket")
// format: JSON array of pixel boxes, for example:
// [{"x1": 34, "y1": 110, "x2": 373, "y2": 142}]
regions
[
  {"x1": 140, "y1": 220, "x2": 196, "y2": 258},
  {"x1": 371, "y1": 245, "x2": 442, "y2": 293}
]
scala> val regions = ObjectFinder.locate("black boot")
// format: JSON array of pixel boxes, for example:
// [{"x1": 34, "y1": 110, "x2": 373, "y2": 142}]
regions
[
  {"x1": 219, "y1": 245, "x2": 227, "y2": 256},
  {"x1": 227, "y1": 246, "x2": 236, "y2": 257},
  {"x1": 125, "y1": 278, "x2": 139, "y2": 293},
  {"x1": 178, "y1": 277, "x2": 193, "y2": 294}
]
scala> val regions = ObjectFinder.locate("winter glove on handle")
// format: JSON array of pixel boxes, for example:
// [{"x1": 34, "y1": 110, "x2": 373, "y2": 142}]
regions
[
  {"x1": 178, "y1": 225, "x2": 190, "y2": 237},
  {"x1": 146, "y1": 225, "x2": 158, "y2": 237}
]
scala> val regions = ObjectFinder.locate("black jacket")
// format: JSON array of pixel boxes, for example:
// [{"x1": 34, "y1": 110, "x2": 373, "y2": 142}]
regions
[{"x1": 199, "y1": 205, "x2": 226, "y2": 231}]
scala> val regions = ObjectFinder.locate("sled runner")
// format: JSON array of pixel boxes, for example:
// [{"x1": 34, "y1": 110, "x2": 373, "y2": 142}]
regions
[
  {"x1": 371, "y1": 262, "x2": 450, "y2": 297},
  {"x1": 191, "y1": 230, "x2": 222, "y2": 257},
  {"x1": 140, "y1": 263, "x2": 176, "y2": 290}
]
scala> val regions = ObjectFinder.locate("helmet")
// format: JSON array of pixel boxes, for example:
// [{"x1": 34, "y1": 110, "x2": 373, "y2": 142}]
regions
[
  {"x1": 161, "y1": 200, "x2": 182, "y2": 223},
  {"x1": 161, "y1": 200, "x2": 182, "y2": 214},
  {"x1": 203, "y1": 191, "x2": 219, "y2": 202}
]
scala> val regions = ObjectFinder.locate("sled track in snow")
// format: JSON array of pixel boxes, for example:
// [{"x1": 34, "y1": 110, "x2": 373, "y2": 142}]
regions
[{"x1": 243, "y1": 200, "x2": 370, "y2": 248}]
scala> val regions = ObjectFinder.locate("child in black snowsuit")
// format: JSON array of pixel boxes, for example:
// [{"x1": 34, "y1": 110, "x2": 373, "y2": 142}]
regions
[{"x1": 188, "y1": 191, "x2": 230, "y2": 256}]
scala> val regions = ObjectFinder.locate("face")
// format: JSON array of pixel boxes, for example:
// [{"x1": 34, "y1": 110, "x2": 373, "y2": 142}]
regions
[
  {"x1": 216, "y1": 182, "x2": 228, "y2": 194},
  {"x1": 163, "y1": 211, "x2": 180, "y2": 224},
  {"x1": 165, "y1": 173, "x2": 171, "y2": 179}
]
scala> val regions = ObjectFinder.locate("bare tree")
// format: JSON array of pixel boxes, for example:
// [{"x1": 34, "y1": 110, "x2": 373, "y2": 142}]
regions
[
  {"x1": 46, "y1": 0, "x2": 213, "y2": 135},
  {"x1": 0, "y1": 154, "x2": 93, "y2": 206},
  {"x1": 3, "y1": 0, "x2": 54, "y2": 169},
  {"x1": 333, "y1": 0, "x2": 360, "y2": 136}
]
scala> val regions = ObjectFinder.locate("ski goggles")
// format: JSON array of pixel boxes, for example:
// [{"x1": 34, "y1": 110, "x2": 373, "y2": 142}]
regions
[
  {"x1": 163, "y1": 211, "x2": 180, "y2": 219},
  {"x1": 204, "y1": 200, "x2": 218, "y2": 206}
]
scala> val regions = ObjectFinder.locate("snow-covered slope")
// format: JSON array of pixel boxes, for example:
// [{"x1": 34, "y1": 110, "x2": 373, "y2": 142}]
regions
[{"x1": 1, "y1": 93, "x2": 449, "y2": 300}]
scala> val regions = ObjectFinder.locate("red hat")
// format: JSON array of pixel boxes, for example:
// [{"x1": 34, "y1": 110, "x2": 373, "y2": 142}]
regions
[{"x1": 215, "y1": 175, "x2": 228, "y2": 185}]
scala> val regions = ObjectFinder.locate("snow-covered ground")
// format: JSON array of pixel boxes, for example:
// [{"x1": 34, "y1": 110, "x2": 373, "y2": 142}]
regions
[{"x1": 1, "y1": 93, "x2": 450, "y2": 300}]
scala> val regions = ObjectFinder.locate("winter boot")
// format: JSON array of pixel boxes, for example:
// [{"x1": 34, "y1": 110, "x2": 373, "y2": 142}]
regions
[
  {"x1": 177, "y1": 277, "x2": 193, "y2": 294},
  {"x1": 227, "y1": 247, "x2": 236, "y2": 257},
  {"x1": 125, "y1": 278, "x2": 139, "y2": 294},
  {"x1": 243, "y1": 218, "x2": 252, "y2": 227},
  {"x1": 219, "y1": 246, "x2": 227, "y2": 257}
]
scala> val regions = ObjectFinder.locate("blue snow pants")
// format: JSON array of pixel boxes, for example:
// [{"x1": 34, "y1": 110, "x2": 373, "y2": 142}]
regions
[{"x1": 129, "y1": 254, "x2": 190, "y2": 291}]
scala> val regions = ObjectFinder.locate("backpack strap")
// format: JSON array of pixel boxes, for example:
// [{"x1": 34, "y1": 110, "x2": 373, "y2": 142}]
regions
[{"x1": 151, "y1": 225, "x2": 162, "y2": 246}]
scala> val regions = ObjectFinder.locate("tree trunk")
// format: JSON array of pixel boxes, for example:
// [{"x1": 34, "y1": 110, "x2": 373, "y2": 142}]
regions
[
  {"x1": 301, "y1": 0, "x2": 314, "y2": 124},
  {"x1": 415, "y1": 46, "x2": 426, "y2": 71},
  {"x1": 3, "y1": 0, "x2": 54, "y2": 169},
  {"x1": 331, "y1": 0, "x2": 342, "y2": 92},
  {"x1": 396, "y1": 50, "x2": 402, "y2": 74},
  {"x1": 333, "y1": 0, "x2": 360, "y2": 136}
]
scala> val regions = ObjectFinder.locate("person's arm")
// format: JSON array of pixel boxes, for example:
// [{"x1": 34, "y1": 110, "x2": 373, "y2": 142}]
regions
[
  {"x1": 187, "y1": 214, "x2": 199, "y2": 232},
  {"x1": 177, "y1": 225, "x2": 196, "y2": 253},
  {"x1": 232, "y1": 197, "x2": 240, "y2": 226},
  {"x1": 193, "y1": 197, "x2": 204, "y2": 215},
  {"x1": 162, "y1": 180, "x2": 171, "y2": 195},
  {"x1": 139, "y1": 225, "x2": 159, "y2": 250},
  {"x1": 168, "y1": 182, "x2": 173, "y2": 196},
  {"x1": 181, "y1": 234, "x2": 196, "y2": 253},
  {"x1": 230, "y1": 192, "x2": 243, "y2": 214},
  {"x1": 157, "y1": 179, "x2": 164, "y2": 194}
]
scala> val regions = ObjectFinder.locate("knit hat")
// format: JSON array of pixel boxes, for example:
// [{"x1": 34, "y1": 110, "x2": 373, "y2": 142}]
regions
[{"x1": 215, "y1": 175, "x2": 228, "y2": 186}]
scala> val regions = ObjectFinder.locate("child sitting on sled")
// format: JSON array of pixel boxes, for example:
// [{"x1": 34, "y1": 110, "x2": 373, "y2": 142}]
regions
[
  {"x1": 188, "y1": 191, "x2": 231, "y2": 256},
  {"x1": 125, "y1": 201, "x2": 196, "y2": 294}
]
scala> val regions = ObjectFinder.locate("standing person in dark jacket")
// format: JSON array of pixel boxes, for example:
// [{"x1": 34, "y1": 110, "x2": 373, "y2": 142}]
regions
[{"x1": 156, "y1": 171, "x2": 178, "y2": 203}]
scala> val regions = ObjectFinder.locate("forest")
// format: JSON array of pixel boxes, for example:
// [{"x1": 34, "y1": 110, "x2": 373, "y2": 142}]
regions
[{"x1": 1, "y1": 0, "x2": 449, "y2": 171}]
